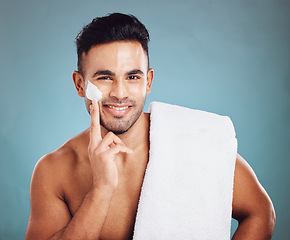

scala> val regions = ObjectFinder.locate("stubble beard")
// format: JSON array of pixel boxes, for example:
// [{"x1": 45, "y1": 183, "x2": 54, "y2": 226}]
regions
[{"x1": 99, "y1": 97, "x2": 146, "y2": 135}]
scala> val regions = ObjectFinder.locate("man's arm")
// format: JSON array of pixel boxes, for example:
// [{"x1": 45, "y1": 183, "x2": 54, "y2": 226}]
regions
[
  {"x1": 232, "y1": 154, "x2": 276, "y2": 240},
  {"x1": 26, "y1": 100, "x2": 132, "y2": 239},
  {"x1": 25, "y1": 153, "x2": 114, "y2": 240}
]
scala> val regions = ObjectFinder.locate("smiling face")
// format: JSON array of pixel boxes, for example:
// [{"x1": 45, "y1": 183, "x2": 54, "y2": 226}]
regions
[{"x1": 74, "y1": 41, "x2": 153, "y2": 135}]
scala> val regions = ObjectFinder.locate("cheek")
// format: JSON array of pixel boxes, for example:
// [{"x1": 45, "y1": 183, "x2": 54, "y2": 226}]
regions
[
  {"x1": 129, "y1": 80, "x2": 148, "y2": 95},
  {"x1": 94, "y1": 83, "x2": 110, "y2": 97},
  {"x1": 130, "y1": 83, "x2": 146, "y2": 95}
]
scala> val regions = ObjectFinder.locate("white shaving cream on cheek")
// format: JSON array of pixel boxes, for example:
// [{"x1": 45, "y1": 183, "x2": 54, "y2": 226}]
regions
[{"x1": 86, "y1": 80, "x2": 103, "y2": 101}]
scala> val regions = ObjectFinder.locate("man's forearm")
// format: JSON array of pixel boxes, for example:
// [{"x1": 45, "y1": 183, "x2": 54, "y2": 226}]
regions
[
  {"x1": 232, "y1": 215, "x2": 275, "y2": 240},
  {"x1": 49, "y1": 187, "x2": 114, "y2": 240}
]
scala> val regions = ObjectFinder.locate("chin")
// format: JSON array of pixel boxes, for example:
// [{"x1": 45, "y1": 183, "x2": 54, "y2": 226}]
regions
[
  {"x1": 111, "y1": 128, "x2": 130, "y2": 135},
  {"x1": 100, "y1": 120, "x2": 132, "y2": 135},
  {"x1": 100, "y1": 107, "x2": 143, "y2": 135}
]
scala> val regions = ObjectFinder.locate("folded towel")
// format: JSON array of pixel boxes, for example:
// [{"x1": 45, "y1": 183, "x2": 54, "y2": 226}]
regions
[{"x1": 133, "y1": 102, "x2": 237, "y2": 240}]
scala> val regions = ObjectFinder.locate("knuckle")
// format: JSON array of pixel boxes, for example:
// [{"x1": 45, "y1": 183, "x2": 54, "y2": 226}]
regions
[
  {"x1": 112, "y1": 145, "x2": 119, "y2": 150},
  {"x1": 121, "y1": 146, "x2": 128, "y2": 152},
  {"x1": 108, "y1": 131, "x2": 114, "y2": 137}
]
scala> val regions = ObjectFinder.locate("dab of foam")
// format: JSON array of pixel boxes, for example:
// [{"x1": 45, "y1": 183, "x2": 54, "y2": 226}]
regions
[{"x1": 86, "y1": 80, "x2": 103, "y2": 101}]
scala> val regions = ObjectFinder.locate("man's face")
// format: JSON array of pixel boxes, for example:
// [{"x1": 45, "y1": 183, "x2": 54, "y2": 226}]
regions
[{"x1": 81, "y1": 41, "x2": 153, "y2": 134}]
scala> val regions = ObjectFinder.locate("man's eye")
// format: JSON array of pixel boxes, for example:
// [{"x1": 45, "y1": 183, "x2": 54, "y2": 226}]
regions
[
  {"x1": 128, "y1": 75, "x2": 140, "y2": 81},
  {"x1": 98, "y1": 76, "x2": 112, "y2": 80}
]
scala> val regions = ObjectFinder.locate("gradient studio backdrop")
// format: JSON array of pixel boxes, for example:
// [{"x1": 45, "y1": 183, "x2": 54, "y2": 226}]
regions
[{"x1": 0, "y1": 0, "x2": 289, "y2": 239}]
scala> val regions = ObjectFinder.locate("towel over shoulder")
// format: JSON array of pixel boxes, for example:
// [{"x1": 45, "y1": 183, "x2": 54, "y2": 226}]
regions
[{"x1": 133, "y1": 102, "x2": 237, "y2": 240}]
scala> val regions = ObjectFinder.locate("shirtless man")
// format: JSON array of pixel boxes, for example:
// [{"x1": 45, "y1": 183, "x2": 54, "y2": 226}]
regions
[{"x1": 25, "y1": 13, "x2": 276, "y2": 240}]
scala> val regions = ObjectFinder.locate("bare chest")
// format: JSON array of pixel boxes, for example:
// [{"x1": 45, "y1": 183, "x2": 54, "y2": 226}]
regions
[
  {"x1": 65, "y1": 159, "x2": 147, "y2": 240},
  {"x1": 99, "y1": 176, "x2": 144, "y2": 240}
]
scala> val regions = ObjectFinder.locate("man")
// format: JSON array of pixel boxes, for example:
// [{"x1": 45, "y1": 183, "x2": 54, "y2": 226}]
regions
[{"x1": 26, "y1": 13, "x2": 275, "y2": 239}]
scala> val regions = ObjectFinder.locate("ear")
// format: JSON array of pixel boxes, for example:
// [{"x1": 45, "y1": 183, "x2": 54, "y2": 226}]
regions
[
  {"x1": 146, "y1": 68, "x2": 154, "y2": 95},
  {"x1": 72, "y1": 71, "x2": 85, "y2": 97}
]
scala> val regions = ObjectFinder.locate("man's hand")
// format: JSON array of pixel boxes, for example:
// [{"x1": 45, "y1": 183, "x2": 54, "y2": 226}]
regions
[
  {"x1": 25, "y1": 99, "x2": 134, "y2": 240},
  {"x1": 88, "y1": 99, "x2": 133, "y2": 192}
]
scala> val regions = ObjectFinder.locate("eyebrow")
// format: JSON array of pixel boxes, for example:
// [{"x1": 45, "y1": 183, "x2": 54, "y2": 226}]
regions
[
  {"x1": 125, "y1": 69, "x2": 145, "y2": 76},
  {"x1": 92, "y1": 70, "x2": 115, "y2": 78}
]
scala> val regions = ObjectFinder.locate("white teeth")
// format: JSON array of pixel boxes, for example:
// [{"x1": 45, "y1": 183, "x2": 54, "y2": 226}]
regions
[{"x1": 109, "y1": 106, "x2": 129, "y2": 110}]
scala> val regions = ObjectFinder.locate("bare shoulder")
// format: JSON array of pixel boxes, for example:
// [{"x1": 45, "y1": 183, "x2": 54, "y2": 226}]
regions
[
  {"x1": 30, "y1": 129, "x2": 90, "y2": 206},
  {"x1": 26, "y1": 129, "x2": 90, "y2": 239},
  {"x1": 34, "y1": 129, "x2": 90, "y2": 177},
  {"x1": 232, "y1": 154, "x2": 275, "y2": 222}
]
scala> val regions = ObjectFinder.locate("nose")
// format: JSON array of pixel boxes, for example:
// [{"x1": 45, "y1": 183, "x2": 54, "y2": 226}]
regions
[{"x1": 109, "y1": 80, "x2": 128, "y2": 100}]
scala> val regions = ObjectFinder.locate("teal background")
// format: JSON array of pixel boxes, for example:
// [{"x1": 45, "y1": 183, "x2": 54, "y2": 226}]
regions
[{"x1": 0, "y1": 0, "x2": 289, "y2": 239}]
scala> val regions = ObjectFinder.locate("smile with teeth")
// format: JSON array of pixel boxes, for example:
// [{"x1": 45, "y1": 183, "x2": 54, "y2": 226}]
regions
[
  {"x1": 108, "y1": 105, "x2": 130, "y2": 110},
  {"x1": 104, "y1": 104, "x2": 132, "y2": 117}
]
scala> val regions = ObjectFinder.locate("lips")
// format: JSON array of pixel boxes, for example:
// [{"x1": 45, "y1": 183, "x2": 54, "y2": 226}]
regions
[{"x1": 103, "y1": 104, "x2": 132, "y2": 117}]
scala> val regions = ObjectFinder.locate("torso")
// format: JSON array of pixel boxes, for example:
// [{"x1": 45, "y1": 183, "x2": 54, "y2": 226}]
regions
[{"x1": 58, "y1": 128, "x2": 149, "y2": 240}]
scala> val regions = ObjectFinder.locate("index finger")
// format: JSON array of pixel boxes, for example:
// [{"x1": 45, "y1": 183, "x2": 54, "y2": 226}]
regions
[{"x1": 90, "y1": 99, "x2": 102, "y2": 148}]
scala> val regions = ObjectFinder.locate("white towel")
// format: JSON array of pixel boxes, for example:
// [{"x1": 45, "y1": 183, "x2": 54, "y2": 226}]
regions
[{"x1": 133, "y1": 102, "x2": 237, "y2": 240}]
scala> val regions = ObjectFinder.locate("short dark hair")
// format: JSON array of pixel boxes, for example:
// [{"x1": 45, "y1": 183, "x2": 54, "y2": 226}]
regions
[{"x1": 75, "y1": 13, "x2": 150, "y2": 75}]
